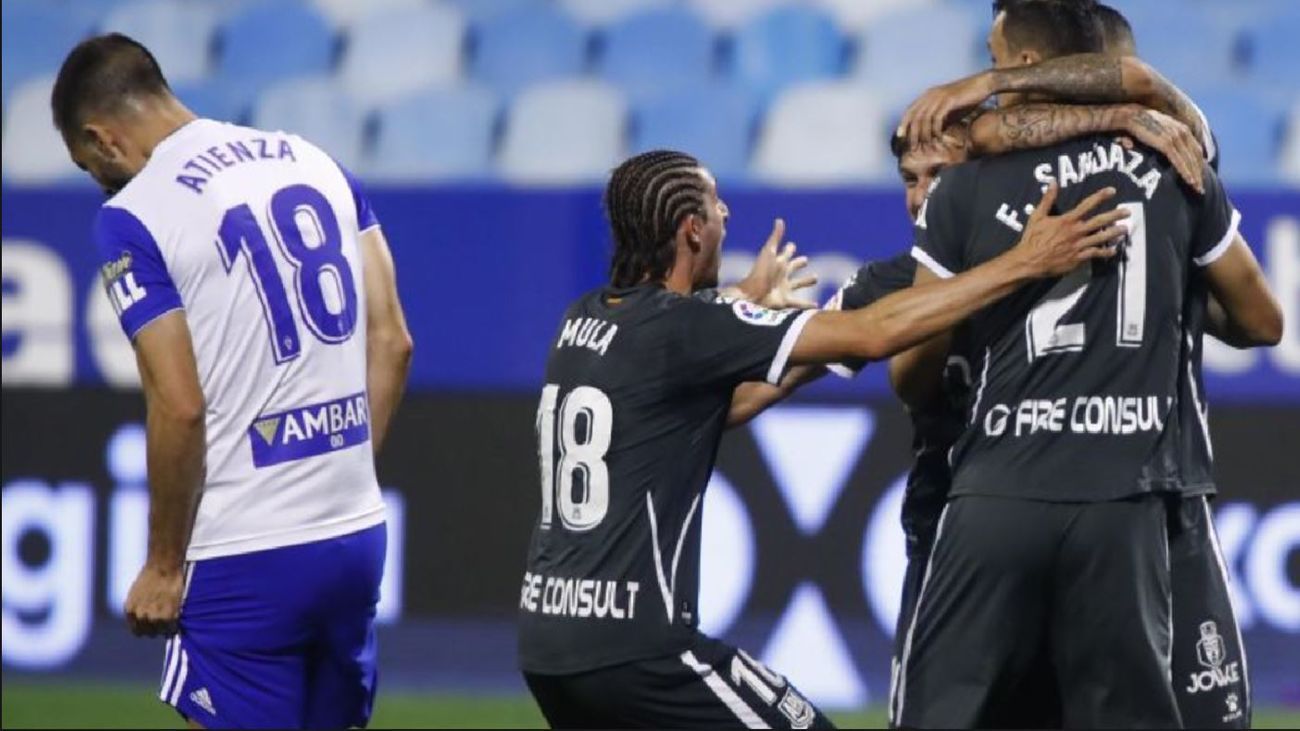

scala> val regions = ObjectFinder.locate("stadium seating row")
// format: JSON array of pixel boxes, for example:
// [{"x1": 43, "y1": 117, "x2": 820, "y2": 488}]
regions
[{"x1": 2, "y1": 0, "x2": 1298, "y2": 185}]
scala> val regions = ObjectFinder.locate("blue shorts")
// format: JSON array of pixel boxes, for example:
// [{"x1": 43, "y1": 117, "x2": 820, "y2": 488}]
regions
[{"x1": 159, "y1": 523, "x2": 386, "y2": 729}]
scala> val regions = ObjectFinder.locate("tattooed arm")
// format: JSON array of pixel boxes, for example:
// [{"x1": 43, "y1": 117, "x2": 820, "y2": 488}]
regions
[
  {"x1": 902, "y1": 54, "x2": 1210, "y2": 157},
  {"x1": 989, "y1": 54, "x2": 1207, "y2": 148},
  {"x1": 965, "y1": 102, "x2": 1206, "y2": 190}
]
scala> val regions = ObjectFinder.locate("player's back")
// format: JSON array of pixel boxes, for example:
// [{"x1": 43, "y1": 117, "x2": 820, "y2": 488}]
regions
[
  {"x1": 913, "y1": 134, "x2": 1240, "y2": 501},
  {"x1": 96, "y1": 119, "x2": 383, "y2": 559},
  {"x1": 519, "y1": 284, "x2": 810, "y2": 673}
]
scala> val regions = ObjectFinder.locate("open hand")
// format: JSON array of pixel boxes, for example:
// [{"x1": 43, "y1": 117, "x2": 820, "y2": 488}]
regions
[
  {"x1": 899, "y1": 72, "x2": 995, "y2": 150},
  {"x1": 1012, "y1": 184, "x2": 1129, "y2": 278},
  {"x1": 1122, "y1": 107, "x2": 1205, "y2": 194},
  {"x1": 736, "y1": 219, "x2": 819, "y2": 309}
]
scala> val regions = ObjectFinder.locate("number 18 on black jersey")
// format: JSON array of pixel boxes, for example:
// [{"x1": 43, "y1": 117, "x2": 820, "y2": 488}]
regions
[{"x1": 518, "y1": 285, "x2": 813, "y2": 674}]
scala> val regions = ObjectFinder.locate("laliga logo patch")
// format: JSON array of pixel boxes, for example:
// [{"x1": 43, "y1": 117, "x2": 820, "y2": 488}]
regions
[{"x1": 732, "y1": 300, "x2": 792, "y2": 327}]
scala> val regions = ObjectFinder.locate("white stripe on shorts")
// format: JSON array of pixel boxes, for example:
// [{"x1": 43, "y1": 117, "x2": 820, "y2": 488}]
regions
[
  {"x1": 893, "y1": 501, "x2": 952, "y2": 725},
  {"x1": 680, "y1": 650, "x2": 770, "y2": 729},
  {"x1": 1202, "y1": 497, "x2": 1251, "y2": 707},
  {"x1": 159, "y1": 635, "x2": 181, "y2": 701},
  {"x1": 169, "y1": 647, "x2": 189, "y2": 707}
]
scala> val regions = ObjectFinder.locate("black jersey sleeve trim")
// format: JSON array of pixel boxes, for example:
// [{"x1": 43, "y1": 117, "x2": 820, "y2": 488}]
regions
[
  {"x1": 1193, "y1": 208, "x2": 1241, "y2": 267},
  {"x1": 765, "y1": 310, "x2": 816, "y2": 385},
  {"x1": 1189, "y1": 100, "x2": 1218, "y2": 166},
  {"x1": 911, "y1": 246, "x2": 955, "y2": 279}
]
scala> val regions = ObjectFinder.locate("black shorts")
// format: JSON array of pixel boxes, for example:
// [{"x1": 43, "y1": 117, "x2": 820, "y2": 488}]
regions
[
  {"x1": 897, "y1": 494, "x2": 1180, "y2": 729},
  {"x1": 888, "y1": 502, "x2": 1061, "y2": 730},
  {"x1": 1169, "y1": 496, "x2": 1251, "y2": 729},
  {"x1": 523, "y1": 633, "x2": 834, "y2": 729}
]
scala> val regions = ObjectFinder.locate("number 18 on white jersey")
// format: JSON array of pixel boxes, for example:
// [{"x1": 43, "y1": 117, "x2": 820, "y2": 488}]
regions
[{"x1": 95, "y1": 119, "x2": 385, "y2": 561}]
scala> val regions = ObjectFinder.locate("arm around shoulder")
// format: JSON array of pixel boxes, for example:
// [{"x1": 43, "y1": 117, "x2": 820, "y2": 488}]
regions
[{"x1": 1203, "y1": 235, "x2": 1283, "y2": 347}]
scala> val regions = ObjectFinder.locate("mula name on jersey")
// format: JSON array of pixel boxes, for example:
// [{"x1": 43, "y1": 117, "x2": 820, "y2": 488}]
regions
[
  {"x1": 556, "y1": 317, "x2": 619, "y2": 356},
  {"x1": 247, "y1": 391, "x2": 370, "y2": 468},
  {"x1": 519, "y1": 572, "x2": 641, "y2": 621},
  {"x1": 984, "y1": 394, "x2": 1170, "y2": 437},
  {"x1": 175, "y1": 137, "x2": 297, "y2": 195}
]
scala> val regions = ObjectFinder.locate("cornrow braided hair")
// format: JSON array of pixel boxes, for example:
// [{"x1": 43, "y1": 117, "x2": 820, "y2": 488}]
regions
[{"x1": 604, "y1": 150, "x2": 708, "y2": 288}]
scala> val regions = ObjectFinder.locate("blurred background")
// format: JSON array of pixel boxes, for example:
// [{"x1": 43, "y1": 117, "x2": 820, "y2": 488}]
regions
[{"x1": 2, "y1": 0, "x2": 1298, "y2": 727}]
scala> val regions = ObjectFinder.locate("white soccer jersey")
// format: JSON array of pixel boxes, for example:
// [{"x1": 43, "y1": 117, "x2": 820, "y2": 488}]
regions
[{"x1": 95, "y1": 118, "x2": 385, "y2": 560}]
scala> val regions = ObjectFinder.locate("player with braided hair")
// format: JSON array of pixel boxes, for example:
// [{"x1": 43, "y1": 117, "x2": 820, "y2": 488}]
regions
[{"x1": 517, "y1": 149, "x2": 1131, "y2": 728}]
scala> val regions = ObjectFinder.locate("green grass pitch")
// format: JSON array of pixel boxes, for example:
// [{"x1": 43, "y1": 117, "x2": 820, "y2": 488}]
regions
[{"x1": 5, "y1": 682, "x2": 1300, "y2": 729}]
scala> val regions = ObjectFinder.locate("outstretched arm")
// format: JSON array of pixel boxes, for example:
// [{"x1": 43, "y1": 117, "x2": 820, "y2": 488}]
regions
[
  {"x1": 727, "y1": 365, "x2": 827, "y2": 427},
  {"x1": 788, "y1": 186, "x2": 1127, "y2": 366}
]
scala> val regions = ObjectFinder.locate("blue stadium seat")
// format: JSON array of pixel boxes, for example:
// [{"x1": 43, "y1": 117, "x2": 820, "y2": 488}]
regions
[
  {"x1": 339, "y1": 3, "x2": 466, "y2": 106},
  {"x1": 101, "y1": 0, "x2": 219, "y2": 84},
  {"x1": 445, "y1": 0, "x2": 533, "y2": 24},
  {"x1": 499, "y1": 80, "x2": 627, "y2": 184},
  {"x1": 1196, "y1": 88, "x2": 1285, "y2": 184},
  {"x1": 1243, "y1": 6, "x2": 1300, "y2": 87},
  {"x1": 2, "y1": 75, "x2": 83, "y2": 184},
  {"x1": 687, "y1": 0, "x2": 783, "y2": 30},
  {"x1": 310, "y1": 0, "x2": 426, "y2": 29},
  {"x1": 560, "y1": 0, "x2": 672, "y2": 27},
  {"x1": 600, "y1": 7, "x2": 716, "y2": 105},
  {"x1": 217, "y1": 0, "x2": 335, "y2": 99},
  {"x1": 252, "y1": 77, "x2": 368, "y2": 169},
  {"x1": 754, "y1": 80, "x2": 891, "y2": 185},
  {"x1": 1122, "y1": 6, "x2": 1237, "y2": 87},
  {"x1": 471, "y1": 5, "x2": 587, "y2": 97},
  {"x1": 172, "y1": 80, "x2": 253, "y2": 126},
  {"x1": 729, "y1": 5, "x2": 845, "y2": 101},
  {"x1": 369, "y1": 85, "x2": 500, "y2": 181},
  {"x1": 854, "y1": 5, "x2": 980, "y2": 106},
  {"x1": 815, "y1": 0, "x2": 937, "y2": 34},
  {"x1": 1282, "y1": 102, "x2": 1300, "y2": 184},
  {"x1": 631, "y1": 85, "x2": 758, "y2": 180},
  {"x1": 1, "y1": 2, "x2": 94, "y2": 104}
]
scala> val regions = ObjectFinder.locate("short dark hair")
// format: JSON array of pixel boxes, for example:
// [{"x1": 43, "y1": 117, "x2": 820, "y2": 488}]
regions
[
  {"x1": 890, "y1": 131, "x2": 909, "y2": 160},
  {"x1": 604, "y1": 150, "x2": 708, "y2": 288},
  {"x1": 1000, "y1": 0, "x2": 1105, "y2": 59},
  {"x1": 1095, "y1": 3, "x2": 1136, "y2": 53},
  {"x1": 51, "y1": 33, "x2": 169, "y2": 136},
  {"x1": 992, "y1": 0, "x2": 1096, "y2": 15}
]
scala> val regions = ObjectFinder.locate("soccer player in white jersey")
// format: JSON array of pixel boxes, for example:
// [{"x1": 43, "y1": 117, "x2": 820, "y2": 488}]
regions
[{"x1": 52, "y1": 34, "x2": 413, "y2": 729}]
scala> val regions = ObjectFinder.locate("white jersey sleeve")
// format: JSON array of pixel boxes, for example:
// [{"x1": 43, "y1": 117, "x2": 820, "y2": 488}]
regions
[{"x1": 95, "y1": 119, "x2": 385, "y2": 560}]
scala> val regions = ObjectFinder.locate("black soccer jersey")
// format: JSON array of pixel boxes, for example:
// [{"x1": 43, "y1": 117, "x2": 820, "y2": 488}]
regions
[
  {"x1": 912, "y1": 135, "x2": 1240, "y2": 502},
  {"x1": 829, "y1": 253, "x2": 972, "y2": 534},
  {"x1": 518, "y1": 285, "x2": 814, "y2": 674},
  {"x1": 1173, "y1": 108, "x2": 1223, "y2": 496}
]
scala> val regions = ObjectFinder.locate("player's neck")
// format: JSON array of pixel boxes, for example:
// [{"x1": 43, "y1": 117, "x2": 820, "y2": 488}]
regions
[
  {"x1": 130, "y1": 97, "x2": 199, "y2": 160},
  {"x1": 661, "y1": 268, "x2": 693, "y2": 296}
]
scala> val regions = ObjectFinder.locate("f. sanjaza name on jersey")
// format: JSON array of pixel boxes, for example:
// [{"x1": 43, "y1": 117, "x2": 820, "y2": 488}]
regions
[
  {"x1": 518, "y1": 286, "x2": 812, "y2": 674},
  {"x1": 911, "y1": 134, "x2": 1240, "y2": 502}
]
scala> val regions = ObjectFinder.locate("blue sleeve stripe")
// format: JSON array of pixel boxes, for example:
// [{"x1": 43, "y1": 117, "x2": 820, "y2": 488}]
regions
[
  {"x1": 335, "y1": 161, "x2": 380, "y2": 231},
  {"x1": 94, "y1": 206, "x2": 184, "y2": 340}
]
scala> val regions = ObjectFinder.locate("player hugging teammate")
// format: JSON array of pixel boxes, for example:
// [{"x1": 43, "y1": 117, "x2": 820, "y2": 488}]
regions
[
  {"x1": 516, "y1": 2, "x2": 1281, "y2": 729},
  {"x1": 516, "y1": 146, "x2": 1131, "y2": 728}
]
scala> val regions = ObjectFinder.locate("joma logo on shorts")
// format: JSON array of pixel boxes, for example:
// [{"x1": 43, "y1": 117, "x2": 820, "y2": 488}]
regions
[{"x1": 1185, "y1": 621, "x2": 1241, "y2": 694}]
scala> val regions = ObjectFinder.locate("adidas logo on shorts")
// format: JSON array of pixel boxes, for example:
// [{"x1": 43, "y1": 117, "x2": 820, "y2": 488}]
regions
[{"x1": 189, "y1": 687, "x2": 216, "y2": 716}]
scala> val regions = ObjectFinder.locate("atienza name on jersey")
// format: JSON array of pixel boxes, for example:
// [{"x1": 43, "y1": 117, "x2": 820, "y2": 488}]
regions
[{"x1": 94, "y1": 118, "x2": 386, "y2": 561}]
